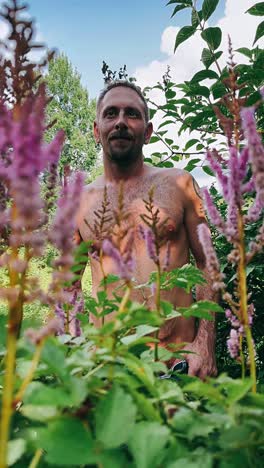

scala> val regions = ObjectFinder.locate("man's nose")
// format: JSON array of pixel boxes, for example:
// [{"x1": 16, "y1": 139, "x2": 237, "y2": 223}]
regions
[{"x1": 115, "y1": 111, "x2": 128, "y2": 129}]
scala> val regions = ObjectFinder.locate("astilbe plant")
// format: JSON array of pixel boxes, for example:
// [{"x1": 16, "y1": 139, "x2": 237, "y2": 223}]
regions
[
  {"x1": 0, "y1": 1, "x2": 85, "y2": 465},
  {"x1": 197, "y1": 54, "x2": 264, "y2": 392}
]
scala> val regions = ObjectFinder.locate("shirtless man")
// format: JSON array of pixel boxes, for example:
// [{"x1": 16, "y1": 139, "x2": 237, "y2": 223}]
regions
[{"x1": 75, "y1": 81, "x2": 217, "y2": 379}]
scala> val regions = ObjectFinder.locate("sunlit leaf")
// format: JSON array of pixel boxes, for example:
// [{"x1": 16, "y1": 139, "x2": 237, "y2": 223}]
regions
[
  {"x1": 174, "y1": 26, "x2": 196, "y2": 52},
  {"x1": 96, "y1": 384, "x2": 137, "y2": 448},
  {"x1": 201, "y1": 27, "x2": 222, "y2": 50},
  {"x1": 253, "y1": 20, "x2": 264, "y2": 44},
  {"x1": 202, "y1": 0, "x2": 220, "y2": 21},
  {"x1": 247, "y1": 2, "x2": 264, "y2": 16}
]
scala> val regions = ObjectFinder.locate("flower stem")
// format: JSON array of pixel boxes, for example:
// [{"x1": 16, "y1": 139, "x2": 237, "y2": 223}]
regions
[
  {"x1": 0, "y1": 330, "x2": 17, "y2": 468},
  {"x1": 239, "y1": 335, "x2": 245, "y2": 380},
  {"x1": 118, "y1": 282, "x2": 132, "y2": 314},
  {"x1": 154, "y1": 263, "x2": 161, "y2": 362},
  {"x1": 13, "y1": 341, "x2": 44, "y2": 405},
  {"x1": 28, "y1": 449, "x2": 43, "y2": 468},
  {"x1": 237, "y1": 212, "x2": 256, "y2": 392}
]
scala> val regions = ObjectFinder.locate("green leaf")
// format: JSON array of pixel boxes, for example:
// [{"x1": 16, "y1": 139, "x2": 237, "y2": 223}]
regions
[
  {"x1": 202, "y1": 0, "x2": 220, "y2": 21},
  {"x1": 171, "y1": 4, "x2": 189, "y2": 18},
  {"x1": 211, "y1": 81, "x2": 226, "y2": 99},
  {"x1": 202, "y1": 48, "x2": 223, "y2": 68},
  {"x1": 184, "y1": 139, "x2": 199, "y2": 151},
  {"x1": 7, "y1": 439, "x2": 26, "y2": 466},
  {"x1": 121, "y1": 324, "x2": 159, "y2": 345},
  {"x1": 96, "y1": 384, "x2": 137, "y2": 448},
  {"x1": 202, "y1": 165, "x2": 215, "y2": 177},
  {"x1": 174, "y1": 26, "x2": 196, "y2": 52},
  {"x1": 179, "y1": 300, "x2": 223, "y2": 320},
  {"x1": 253, "y1": 20, "x2": 264, "y2": 44},
  {"x1": 201, "y1": 27, "x2": 222, "y2": 50},
  {"x1": 21, "y1": 404, "x2": 58, "y2": 421},
  {"x1": 158, "y1": 120, "x2": 176, "y2": 129},
  {"x1": 236, "y1": 47, "x2": 252, "y2": 58},
  {"x1": 184, "y1": 159, "x2": 201, "y2": 172},
  {"x1": 191, "y1": 69, "x2": 218, "y2": 83},
  {"x1": 149, "y1": 136, "x2": 161, "y2": 144},
  {"x1": 37, "y1": 417, "x2": 95, "y2": 465},
  {"x1": 128, "y1": 421, "x2": 170, "y2": 468},
  {"x1": 247, "y1": 2, "x2": 264, "y2": 16},
  {"x1": 191, "y1": 9, "x2": 203, "y2": 27}
]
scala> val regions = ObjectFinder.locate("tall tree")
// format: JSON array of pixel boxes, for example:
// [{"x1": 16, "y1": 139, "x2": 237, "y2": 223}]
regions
[{"x1": 44, "y1": 53, "x2": 98, "y2": 175}]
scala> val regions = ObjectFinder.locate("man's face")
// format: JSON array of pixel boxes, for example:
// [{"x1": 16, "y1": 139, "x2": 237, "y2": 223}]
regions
[{"x1": 94, "y1": 87, "x2": 153, "y2": 164}]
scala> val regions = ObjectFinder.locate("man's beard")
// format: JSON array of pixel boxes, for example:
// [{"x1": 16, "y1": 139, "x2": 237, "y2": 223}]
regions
[{"x1": 108, "y1": 138, "x2": 142, "y2": 165}]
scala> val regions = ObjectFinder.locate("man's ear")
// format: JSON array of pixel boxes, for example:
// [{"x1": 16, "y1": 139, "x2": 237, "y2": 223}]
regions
[
  {"x1": 144, "y1": 122, "x2": 153, "y2": 144},
  {"x1": 93, "y1": 121, "x2": 100, "y2": 144}
]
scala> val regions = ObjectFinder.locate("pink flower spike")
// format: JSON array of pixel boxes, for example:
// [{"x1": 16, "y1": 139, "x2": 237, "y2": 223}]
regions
[
  {"x1": 102, "y1": 238, "x2": 134, "y2": 281},
  {"x1": 238, "y1": 147, "x2": 249, "y2": 181},
  {"x1": 206, "y1": 150, "x2": 228, "y2": 199},
  {"x1": 202, "y1": 188, "x2": 226, "y2": 233},
  {"x1": 227, "y1": 328, "x2": 240, "y2": 358}
]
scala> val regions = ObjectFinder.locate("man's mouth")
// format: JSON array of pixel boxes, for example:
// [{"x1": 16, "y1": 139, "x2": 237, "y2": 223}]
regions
[{"x1": 110, "y1": 135, "x2": 133, "y2": 141}]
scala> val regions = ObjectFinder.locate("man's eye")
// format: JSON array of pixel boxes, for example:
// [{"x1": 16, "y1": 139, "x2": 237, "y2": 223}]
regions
[
  {"x1": 127, "y1": 109, "x2": 139, "y2": 118},
  {"x1": 105, "y1": 109, "x2": 116, "y2": 118}
]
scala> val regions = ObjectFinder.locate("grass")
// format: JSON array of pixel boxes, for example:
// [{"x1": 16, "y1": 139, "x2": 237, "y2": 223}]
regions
[{"x1": 0, "y1": 247, "x2": 92, "y2": 329}]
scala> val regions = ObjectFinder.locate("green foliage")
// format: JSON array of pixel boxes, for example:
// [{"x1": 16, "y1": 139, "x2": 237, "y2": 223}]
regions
[
  {"x1": 44, "y1": 53, "x2": 98, "y2": 175},
  {"x1": 144, "y1": 0, "x2": 263, "y2": 169}
]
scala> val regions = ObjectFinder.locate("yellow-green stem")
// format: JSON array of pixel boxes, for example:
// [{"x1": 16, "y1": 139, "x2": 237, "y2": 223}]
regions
[
  {"x1": 154, "y1": 263, "x2": 161, "y2": 362},
  {"x1": 0, "y1": 332, "x2": 17, "y2": 468},
  {"x1": 239, "y1": 335, "x2": 245, "y2": 380},
  {"x1": 28, "y1": 449, "x2": 43, "y2": 468},
  {"x1": 118, "y1": 283, "x2": 131, "y2": 314},
  {"x1": 14, "y1": 341, "x2": 44, "y2": 405},
  {"x1": 237, "y1": 212, "x2": 256, "y2": 392},
  {"x1": 99, "y1": 249, "x2": 107, "y2": 325}
]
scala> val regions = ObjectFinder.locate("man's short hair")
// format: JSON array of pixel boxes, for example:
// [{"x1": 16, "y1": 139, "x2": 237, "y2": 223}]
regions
[{"x1": 97, "y1": 80, "x2": 150, "y2": 122}]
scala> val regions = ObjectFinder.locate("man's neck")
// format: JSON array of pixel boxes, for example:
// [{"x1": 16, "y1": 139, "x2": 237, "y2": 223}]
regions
[{"x1": 103, "y1": 154, "x2": 146, "y2": 182}]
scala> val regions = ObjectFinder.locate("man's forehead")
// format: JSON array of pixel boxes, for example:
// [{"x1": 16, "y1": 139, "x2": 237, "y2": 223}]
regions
[{"x1": 99, "y1": 87, "x2": 144, "y2": 111}]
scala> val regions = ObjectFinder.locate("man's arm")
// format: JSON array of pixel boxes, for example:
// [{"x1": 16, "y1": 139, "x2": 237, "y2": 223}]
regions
[{"x1": 183, "y1": 174, "x2": 218, "y2": 379}]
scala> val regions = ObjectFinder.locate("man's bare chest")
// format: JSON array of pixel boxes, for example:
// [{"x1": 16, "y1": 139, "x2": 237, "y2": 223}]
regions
[{"x1": 79, "y1": 176, "x2": 185, "y2": 243}]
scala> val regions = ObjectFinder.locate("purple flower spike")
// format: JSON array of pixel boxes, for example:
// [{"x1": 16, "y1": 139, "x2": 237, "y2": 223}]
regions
[
  {"x1": 226, "y1": 147, "x2": 241, "y2": 241},
  {"x1": 206, "y1": 150, "x2": 229, "y2": 199},
  {"x1": 241, "y1": 107, "x2": 264, "y2": 199},
  {"x1": 238, "y1": 147, "x2": 249, "y2": 181},
  {"x1": 139, "y1": 225, "x2": 158, "y2": 263},
  {"x1": 102, "y1": 238, "x2": 134, "y2": 281},
  {"x1": 197, "y1": 223, "x2": 225, "y2": 291},
  {"x1": 202, "y1": 188, "x2": 226, "y2": 233},
  {"x1": 227, "y1": 329, "x2": 240, "y2": 358}
]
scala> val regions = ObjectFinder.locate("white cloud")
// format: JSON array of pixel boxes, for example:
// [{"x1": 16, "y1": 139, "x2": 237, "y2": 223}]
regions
[{"x1": 134, "y1": 0, "x2": 263, "y2": 185}]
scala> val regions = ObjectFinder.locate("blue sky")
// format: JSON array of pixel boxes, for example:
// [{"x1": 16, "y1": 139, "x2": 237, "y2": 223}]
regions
[{"x1": 25, "y1": 0, "x2": 225, "y2": 98}]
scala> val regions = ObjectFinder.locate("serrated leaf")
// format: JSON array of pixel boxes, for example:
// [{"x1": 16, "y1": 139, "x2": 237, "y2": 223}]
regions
[
  {"x1": 253, "y1": 20, "x2": 264, "y2": 44},
  {"x1": 128, "y1": 421, "x2": 170, "y2": 468},
  {"x1": 158, "y1": 119, "x2": 175, "y2": 129},
  {"x1": 174, "y1": 26, "x2": 196, "y2": 52},
  {"x1": 96, "y1": 384, "x2": 137, "y2": 448},
  {"x1": 247, "y1": 2, "x2": 264, "y2": 16},
  {"x1": 179, "y1": 300, "x2": 223, "y2": 320},
  {"x1": 36, "y1": 418, "x2": 94, "y2": 465},
  {"x1": 201, "y1": 27, "x2": 222, "y2": 50},
  {"x1": 7, "y1": 439, "x2": 26, "y2": 466},
  {"x1": 202, "y1": 0, "x2": 220, "y2": 21}
]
